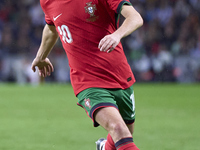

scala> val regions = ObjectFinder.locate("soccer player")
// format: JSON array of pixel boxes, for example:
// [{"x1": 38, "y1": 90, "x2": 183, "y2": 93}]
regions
[{"x1": 31, "y1": 0, "x2": 143, "y2": 150}]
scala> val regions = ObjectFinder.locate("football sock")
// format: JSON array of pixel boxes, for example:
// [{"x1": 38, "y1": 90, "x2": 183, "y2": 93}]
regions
[
  {"x1": 115, "y1": 137, "x2": 139, "y2": 150},
  {"x1": 105, "y1": 134, "x2": 115, "y2": 150}
]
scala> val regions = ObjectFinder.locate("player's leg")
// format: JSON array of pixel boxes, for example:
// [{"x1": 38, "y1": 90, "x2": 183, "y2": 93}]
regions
[
  {"x1": 99, "y1": 123, "x2": 134, "y2": 150},
  {"x1": 94, "y1": 107, "x2": 132, "y2": 142},
  {"x1": 77, "y1": 87, "x2": 139, "y2": 150},
  {"x1": 97, "y1": 123, "x2": 134, "y2": 150},
  {"x1": 94, "y1": 107, "x2": 139, "y2": 150},
  {"x1": 99, "y1": 86, "x2": 137, "y2": 150},
  {"x1": 127, "y1": 123, "x2": 134, "y2": 135}
]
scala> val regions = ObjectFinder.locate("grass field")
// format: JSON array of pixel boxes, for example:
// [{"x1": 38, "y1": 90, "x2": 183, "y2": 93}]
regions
[{"x1": 0, "y1": 83, "x2": 199, "y2": 150}]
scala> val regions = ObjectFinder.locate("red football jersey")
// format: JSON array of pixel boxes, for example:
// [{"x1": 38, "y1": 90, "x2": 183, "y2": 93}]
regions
[{"x1": 40, "y1": 0, "x2": 136, "y2": 95}]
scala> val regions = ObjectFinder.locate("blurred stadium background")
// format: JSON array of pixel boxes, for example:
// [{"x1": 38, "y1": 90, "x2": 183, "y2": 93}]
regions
[
  {"x1": 0, "y1": 0, "x2": 200, "y2": 150},
  {"x1": 0, "y1": 0, "x2": 200, "y2": 84}
]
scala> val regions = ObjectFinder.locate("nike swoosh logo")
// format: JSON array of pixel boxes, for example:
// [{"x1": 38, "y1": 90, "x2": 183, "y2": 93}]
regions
[
  {"x1": 131, "y1": 113, "x2": 135, "y2": 118},
  {"x1": 53, "y1": 13, "x2": 62, "y2": 21}
]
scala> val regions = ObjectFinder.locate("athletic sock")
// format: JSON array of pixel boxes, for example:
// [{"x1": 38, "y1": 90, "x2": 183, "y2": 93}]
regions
[
  {"x1": 115, "y1": 137, "x2": 139, "y2": 150},
  {"x1": 105, "y1": 134, "x2": 116, "y2": 150}
]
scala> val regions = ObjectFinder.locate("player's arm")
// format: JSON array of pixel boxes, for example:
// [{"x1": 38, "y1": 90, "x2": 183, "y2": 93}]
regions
[
  {"x1": 98, "y1": 5, "x2": 143, "y2": 53},
  {"x1": 32, "y1": 24, "x2": 59, "y2": 77}
]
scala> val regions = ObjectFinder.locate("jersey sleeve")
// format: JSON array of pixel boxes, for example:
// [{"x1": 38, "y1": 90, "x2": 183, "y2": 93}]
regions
[
  {"x1": 106, "y1": 0, "x2": 132, "y2": 14},
  {"x1": 45, "y1": 13, "x2": 54, "y2": 25},
  {"x1": 40, "y1": 0, "x2": 54, "y2": 25}
]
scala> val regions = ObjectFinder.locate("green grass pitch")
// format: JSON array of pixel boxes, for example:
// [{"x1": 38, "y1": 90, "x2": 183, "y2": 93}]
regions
[{"x1": 0, "y1": 83, "x2": 199, "y2": 150}]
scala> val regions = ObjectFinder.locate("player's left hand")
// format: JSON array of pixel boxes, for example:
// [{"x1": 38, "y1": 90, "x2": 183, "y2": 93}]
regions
[
  {"x1": 31, "y1": 57, "x2": 54, "y2": 77},
  {"x1": 98, "y1": 33, "x2": 120, "y2": 53}
]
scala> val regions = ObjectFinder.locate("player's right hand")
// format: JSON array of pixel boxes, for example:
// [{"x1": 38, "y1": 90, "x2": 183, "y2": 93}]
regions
[
  {"x1": 31, "y1": 57, "x2": 54, "y2": 77},
  {"x1": 98, "y1": 33, "x2": 120, "y2": 53}
]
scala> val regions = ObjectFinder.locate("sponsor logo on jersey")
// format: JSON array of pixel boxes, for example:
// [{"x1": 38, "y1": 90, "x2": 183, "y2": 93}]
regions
[
  {"x1": 84, "y1": 98, "x2": 92, "y2": 109},
  {"x1": 84, "y1": 2, "x2": 98, "y2": 22}
]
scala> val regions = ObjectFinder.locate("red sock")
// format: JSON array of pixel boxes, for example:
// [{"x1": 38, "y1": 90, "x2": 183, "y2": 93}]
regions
[
  {"x1": 115, "y1": 137, "x2": 139, "y2": 150},
  {"x1": 117, "y1": 142, "x2": 139, "y2": 150},
  {"x1": 105, "y1": 134, "x2": 116, "y2": 150}
]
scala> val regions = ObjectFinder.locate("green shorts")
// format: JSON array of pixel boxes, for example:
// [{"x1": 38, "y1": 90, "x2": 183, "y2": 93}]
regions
[{"x1": 77, "y1": 86, "x2": 136, "y2": 127}]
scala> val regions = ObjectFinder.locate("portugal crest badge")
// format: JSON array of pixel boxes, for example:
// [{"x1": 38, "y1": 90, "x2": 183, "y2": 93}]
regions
[
  {"x1": 84, "y1": 2, "x2": 98, "y2": 22},
  {"x1": 84, "y1": 98, "x2": 92, "y2": 109}
]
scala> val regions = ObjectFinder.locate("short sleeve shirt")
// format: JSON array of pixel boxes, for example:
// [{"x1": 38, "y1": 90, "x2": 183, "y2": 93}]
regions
[{"x1": 40, "y1": 0, "x2": 135, "y2": 95}]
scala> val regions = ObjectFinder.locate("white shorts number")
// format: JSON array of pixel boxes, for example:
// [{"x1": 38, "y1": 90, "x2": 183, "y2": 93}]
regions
[{"x1": 58, "y1": 25, "x2": 73, "y2": 43}]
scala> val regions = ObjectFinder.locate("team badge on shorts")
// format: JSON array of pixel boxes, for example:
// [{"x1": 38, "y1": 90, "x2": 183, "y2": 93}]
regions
[
  {"x1": 84, "y1": 98, "x2": 92, "y2": 109},
  {"x1": 84, "y1": 2, "x2": 98, "y2": 22}
]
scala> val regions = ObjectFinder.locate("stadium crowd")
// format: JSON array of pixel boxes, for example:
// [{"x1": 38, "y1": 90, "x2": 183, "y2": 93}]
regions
[{"x1": 0, "y1": 0, "x2": 200, "y2": 84}]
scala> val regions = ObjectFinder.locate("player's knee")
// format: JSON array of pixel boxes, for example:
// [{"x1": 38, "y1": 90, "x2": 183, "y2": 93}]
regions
[{"x1": 108, "y1": 121, "x2": 127, "y2": 135}]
